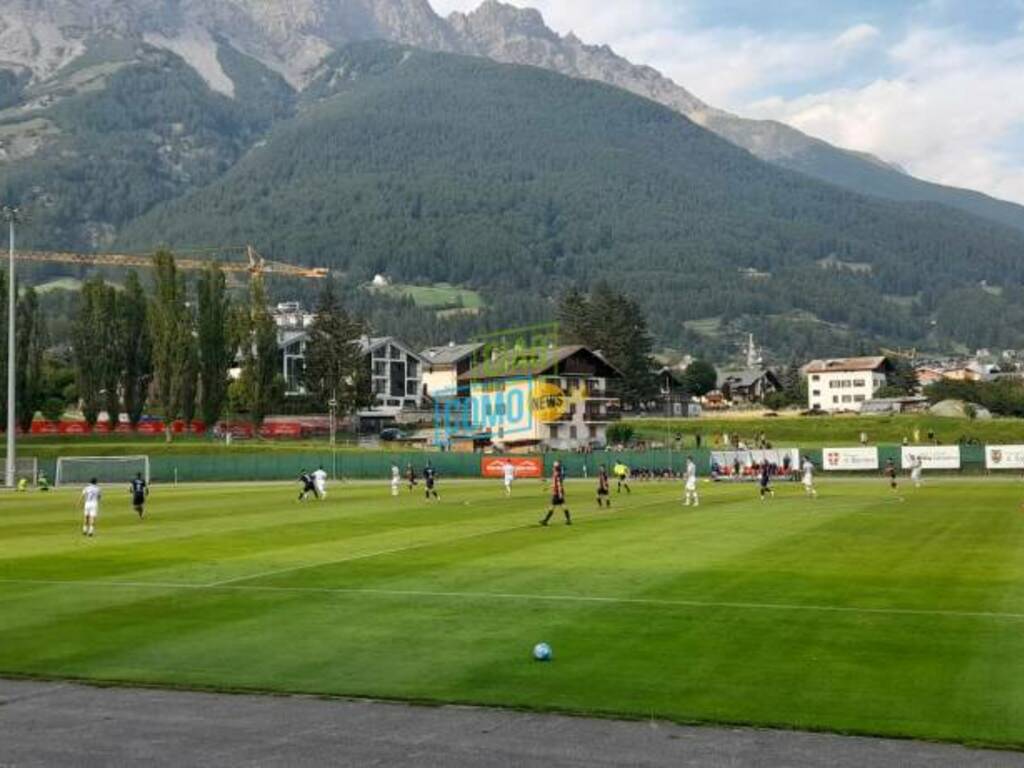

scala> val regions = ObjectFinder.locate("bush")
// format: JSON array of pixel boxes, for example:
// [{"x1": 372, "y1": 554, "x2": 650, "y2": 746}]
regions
[
  {"x1": 41, "y1": 397, "x2": 65, "y2": 422},
  {"x1": 684, "y1": 360, "x2": 718, "y2": 397},
  {"x1": 607, "y1": 423, "x2": 636, "y2": 445},
  {"x1": 763, "y1": 392, "x2": 791, "y2": 411}
]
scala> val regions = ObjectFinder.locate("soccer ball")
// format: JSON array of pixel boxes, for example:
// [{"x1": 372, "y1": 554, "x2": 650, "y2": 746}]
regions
[{"x1": 532, "y1": 642, "x2": 552, "y2": 661}]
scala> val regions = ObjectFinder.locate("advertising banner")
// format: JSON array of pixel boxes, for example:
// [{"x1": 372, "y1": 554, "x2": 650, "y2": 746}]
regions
[
  {"x1": 481, "y1": 456, "x2": 544, "y2": 479},
  {"x1": 710, "y1": 449, "x2": 801, "y2": 477},
  {"x1": 902, "y1": 446, "x2": 961, "y2": 470},
  {"x1": 259, "y1": 422, "x2": 303, "y2": 438},
  {"x1": 822, "y1": 447, "x2": 879, "y2": 471},
  {"x1": 986, "y1": 445, "x2": 1024, "y2": 470}
]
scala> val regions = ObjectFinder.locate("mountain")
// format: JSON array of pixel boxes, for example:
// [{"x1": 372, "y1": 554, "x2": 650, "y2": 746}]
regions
[
  {"x1": 0, "y1": 0, "x2": 459, "y2": 89},
  {"x1": 447, "y1": 1, "x2": 1024, "y2": 234},
  {"x1": 0, "y1": 37, "x2": 295, "y2": 250},
  {"x1": 114, "y1": 42, "x2": 1024, "y2": 354},
  {"x1": 3, "y1": 0, "x2": 1023, "y2": 235},
  {"x1": 4, "y1": 3, "x2": 1024, "y2": 356}
]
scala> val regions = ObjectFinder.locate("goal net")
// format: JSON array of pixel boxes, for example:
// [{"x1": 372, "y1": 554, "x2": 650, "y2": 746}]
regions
[
  {"x1": 2, "y1": 457, "x2": 38, "y2": 485},
  {"x1": 55, "y1": 456, "x2": 150, "y2": 487}
]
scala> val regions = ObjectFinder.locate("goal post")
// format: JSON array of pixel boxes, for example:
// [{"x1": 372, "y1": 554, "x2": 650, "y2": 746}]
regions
[{"x1": 55, "y1": 456, "x2": 150, "y2": 487}]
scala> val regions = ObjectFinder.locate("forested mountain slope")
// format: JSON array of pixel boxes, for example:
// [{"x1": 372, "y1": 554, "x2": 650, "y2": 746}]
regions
[
  {"x1": 3, "y1": 0, "x2": 1023, "y2": 237},
  {"x1": 116, "y1": 43, "x2": 1024, "y2": 352},
  {"x1": 0, "y1": 39, "x2": 295, "y2": 250}
]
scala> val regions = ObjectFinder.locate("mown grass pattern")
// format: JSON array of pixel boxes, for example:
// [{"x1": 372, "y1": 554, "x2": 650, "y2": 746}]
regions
[{"x1": 2, "y1": 478, "x2": 1024, "y2": 747}]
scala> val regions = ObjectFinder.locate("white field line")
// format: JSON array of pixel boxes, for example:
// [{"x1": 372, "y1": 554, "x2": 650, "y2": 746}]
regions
[
  {"x1": 206, "y1": 495, "x2": 680, "y2": 587},
  {"x1": 1, "y1": 576, "x2": 1022, "y2": 622},
  {"x1": 0, "y1": 493, "x2": 917, "y2": 614}
]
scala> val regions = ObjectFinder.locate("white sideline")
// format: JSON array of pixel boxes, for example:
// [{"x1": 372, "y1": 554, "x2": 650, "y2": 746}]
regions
[{"x1": 1, "y1": 577, "x2": 1023, "y2": 622}]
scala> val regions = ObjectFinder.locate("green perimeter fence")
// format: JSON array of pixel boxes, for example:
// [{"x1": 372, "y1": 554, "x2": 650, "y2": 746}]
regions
[{"x1": 16, "y1": 445, "x2": 995, "y2": 484}]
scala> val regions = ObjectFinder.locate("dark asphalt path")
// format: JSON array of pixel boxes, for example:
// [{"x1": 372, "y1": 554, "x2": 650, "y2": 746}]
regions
[{"x1": 1, "y1": 679, "x2": 1021, "y2": 767}]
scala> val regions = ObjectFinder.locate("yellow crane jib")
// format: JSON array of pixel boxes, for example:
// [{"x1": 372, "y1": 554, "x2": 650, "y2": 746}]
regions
[{"x1": 14, "y1": 245, "x2": 328, "y2": 279}]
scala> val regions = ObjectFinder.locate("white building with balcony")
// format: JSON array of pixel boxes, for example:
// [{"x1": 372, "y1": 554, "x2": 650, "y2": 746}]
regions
[{"x1": 805, "y1": 356, "x2": 892, "y2": 413}]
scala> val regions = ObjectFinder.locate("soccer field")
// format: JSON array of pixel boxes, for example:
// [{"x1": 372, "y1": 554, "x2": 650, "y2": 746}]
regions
[{"x1": 2, "y1": 478, "x2": 1024, "y2": 748}]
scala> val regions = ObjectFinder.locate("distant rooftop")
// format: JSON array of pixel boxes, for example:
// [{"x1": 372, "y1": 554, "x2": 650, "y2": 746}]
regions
[
  {"x1": 805, "y1": 356, "x2": 889, "y2": 374},
  {"x1": 460, "y1": 345, "x2": 620, "y2": 381},
  {"x1": 420, "y1": 342, "x2": 485, "y2": 366}
]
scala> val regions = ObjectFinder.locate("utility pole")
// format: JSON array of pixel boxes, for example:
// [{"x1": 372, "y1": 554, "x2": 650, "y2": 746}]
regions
[
  {"x1": 329, "y1": 391, "x2": 338, "y2": 481},
  {"x1": 2, "y1": 206, "x2": 20, "y2": 488}
]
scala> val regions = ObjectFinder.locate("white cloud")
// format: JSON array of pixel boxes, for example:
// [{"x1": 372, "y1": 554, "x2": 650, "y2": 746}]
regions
[
  {"x1": 618, "y1": 22, "x2": 883, "y2": 108},
  {"x1": 748, "y1": 30, "x2": 1024, "y2": 204},
  {"x1": 835, "y1": 23, "x2": 881, "y2": 50}
]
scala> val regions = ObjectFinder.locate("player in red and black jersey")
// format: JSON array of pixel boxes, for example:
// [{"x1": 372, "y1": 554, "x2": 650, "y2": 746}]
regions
[
  {"x1": 596, "y1": 464, "x2": 611, "y2": 508},
  {"x1": 541, "y1": 461, "x2": 572, "y2": 526}
]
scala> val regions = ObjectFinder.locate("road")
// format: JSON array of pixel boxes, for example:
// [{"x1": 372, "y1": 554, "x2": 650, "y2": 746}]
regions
[{"x1": 1, "y1": 679, "x2": 1021, "y2": 767}]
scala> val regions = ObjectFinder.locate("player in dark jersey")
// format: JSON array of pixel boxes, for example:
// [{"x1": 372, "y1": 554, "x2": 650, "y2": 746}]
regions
[
  {"x1": 759, "y1": 463, "x2": 775, "y2": 501},
  {"x1": 423, "y1": 463, "x2": 440, "y2": 501},
  {"x1": 885, "y1": 458, "x2": 898, "y2": 490},
  {"x1": 406, "y1": 463, "x2": 418, "y2": 492},
  {"x1": 129, "y1": 472, "x2": 149, "y2": 518},
  {"x1": 298, "y1": 469, "x2": 318, "y2": 501},
  {"x1": 541, "y1": 461, "x2": 572, "y2": 525},
  {"x1": 596, "y1": 464, "x2": 611, "y2": 508}
]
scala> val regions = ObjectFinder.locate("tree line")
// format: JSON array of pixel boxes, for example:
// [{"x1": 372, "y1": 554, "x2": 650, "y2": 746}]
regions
[
  {"x1": 0, "y1": 272, "x2": 69, "y2": 433},
  {"x1": 9, "y1": 253, "x2": 370, "y2": 439}
]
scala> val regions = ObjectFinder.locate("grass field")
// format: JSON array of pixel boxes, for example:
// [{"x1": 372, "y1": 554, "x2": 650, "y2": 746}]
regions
[
  {"x1": 369, "y1": 282, "x2": 484, "y2": 311},
  {"x1": 12, "y1": 435, "x2": 387, "y2": 459},
  {"x1": 631, "y1": 414, "x2": 1024, "y2": 448},
  {"x1": 3, "y1": 478, "x2": 1024, "y2": 747}
]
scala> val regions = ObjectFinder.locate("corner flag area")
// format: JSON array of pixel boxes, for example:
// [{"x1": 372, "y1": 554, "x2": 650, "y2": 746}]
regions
[{"x1": 3, "y1": 479, "x2": 1024, "y2": 748}]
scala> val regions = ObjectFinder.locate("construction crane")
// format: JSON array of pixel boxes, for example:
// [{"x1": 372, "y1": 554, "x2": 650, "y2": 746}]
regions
[
  {"x1": 13, "y1": 244, "x2": 328, "y2": 280},
  {"x1": 881, "y1": 347, "x2": 918, "y2": 361}
]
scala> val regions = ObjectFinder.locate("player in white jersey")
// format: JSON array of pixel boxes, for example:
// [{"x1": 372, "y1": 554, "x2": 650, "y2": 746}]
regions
[
  {"x1": 312, "y1": 466, "x2": 328, "y2": 500},
  {"x1": 683, "y1": 457, "x2": 699, "y2": 507},
  {"x1": 81, "y1": 478, "x2": 102, "y2": 537},
  {"x1": 390, "y1": 464, "x2": 401, "y2": 496},
  {"x1": 801, "y1": 457, "x2": 818, "y2": 498},
  {"x1": 503, "y1": 461, "x2": 516, "y2": 496},
  {"x1": 910, "y1": 455, "x2": 924, "y2": 488}
]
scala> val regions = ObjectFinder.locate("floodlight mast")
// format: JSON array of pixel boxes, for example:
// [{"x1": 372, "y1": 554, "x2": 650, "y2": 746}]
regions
[{"x1": 2, "y1": 206, "x2": 19, "y2": 488}]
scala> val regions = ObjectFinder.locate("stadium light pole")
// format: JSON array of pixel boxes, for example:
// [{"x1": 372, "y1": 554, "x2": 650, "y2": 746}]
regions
[{"x1": 2, "y1": 206, "x2": 20, "y2": 489}]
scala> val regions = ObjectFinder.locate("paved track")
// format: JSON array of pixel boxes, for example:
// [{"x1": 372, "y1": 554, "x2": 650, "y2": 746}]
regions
[{"x1": 1, "y1": 680, "x2": 1022, "y2": 767}]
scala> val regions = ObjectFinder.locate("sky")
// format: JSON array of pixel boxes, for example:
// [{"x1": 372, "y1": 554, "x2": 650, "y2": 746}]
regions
[{"x1": 432, "y1": 0, "x2": 1024, "y2": 205}]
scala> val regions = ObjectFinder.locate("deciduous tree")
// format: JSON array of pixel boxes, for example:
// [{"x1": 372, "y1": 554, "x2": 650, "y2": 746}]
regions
[
  {"x1": 148, "y1": 251, "x2": 190, "y2": 441},
  {"x1": 15, "y1": 287, "x2": 45, "y2": 432},
  {"x1": 73, "y1": 278, "x2": 112, "y2": 427},
  {"x1": 119, "y1": 271, "x2": 151, "y2": 429},
  {"x1": 238, "y1": 277, "x2": 281, "y2": 428},
  {"x1": 196, "y1": 263, "x2": 232, "y2": 428}
]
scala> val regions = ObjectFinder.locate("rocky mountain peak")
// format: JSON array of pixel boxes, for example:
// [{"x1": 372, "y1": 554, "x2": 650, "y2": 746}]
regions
[
  {"x1": 446, "y1": 0, "x2": 709, "y2": 117},
  {"x1": 449, "y1": 0, "x2": 557, "y2": 43},
  {"x1": 0, "y1": 0, "x2": 459, "y2": 87}
]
